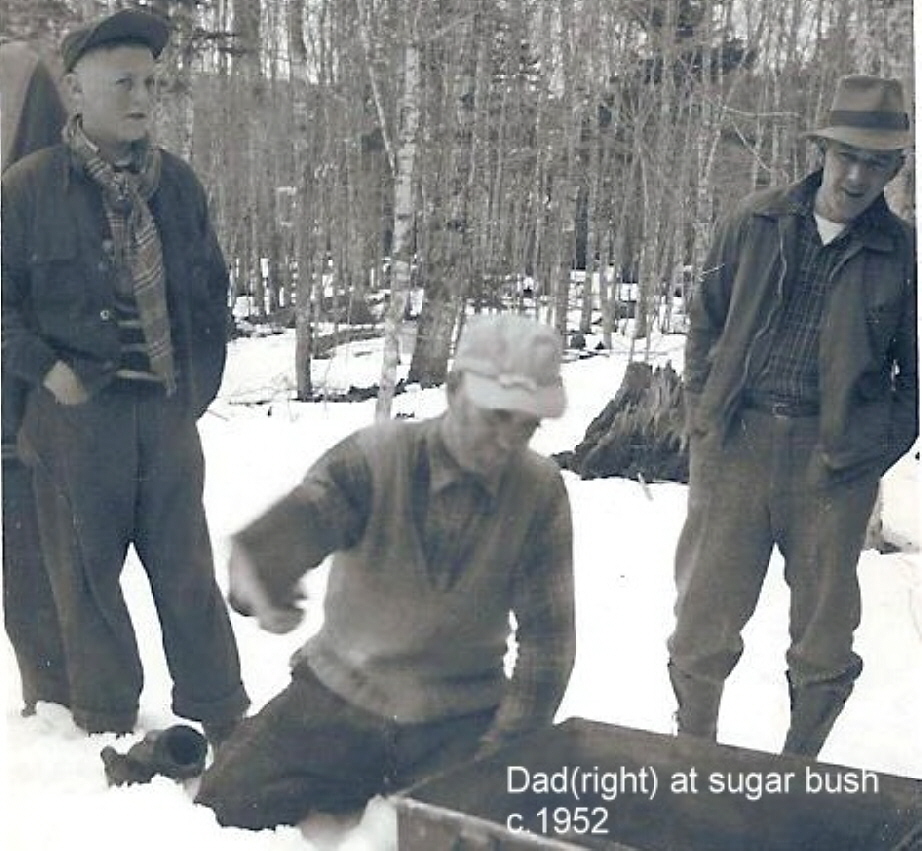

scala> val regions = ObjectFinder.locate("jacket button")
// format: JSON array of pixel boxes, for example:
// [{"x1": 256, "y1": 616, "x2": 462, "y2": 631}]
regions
[{"x1": 100, "y1": 309, "x2": 112, "y2": 321}]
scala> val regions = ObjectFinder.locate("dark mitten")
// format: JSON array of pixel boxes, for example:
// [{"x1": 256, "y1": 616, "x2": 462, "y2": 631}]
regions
[{"x1": 101, "y1": 724, "x2": 208, "y2": 787}]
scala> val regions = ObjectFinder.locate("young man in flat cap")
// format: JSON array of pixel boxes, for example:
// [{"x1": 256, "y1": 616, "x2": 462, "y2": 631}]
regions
[
  {"x1": 2, "y1": 9, "x2": 248, "y2": 742},
  {"x1": 668, "y1": 75, "x2": 917, "y2": 758},
  {"x1": 195, "y1": 313, "x2": 576, "y2": 830}
]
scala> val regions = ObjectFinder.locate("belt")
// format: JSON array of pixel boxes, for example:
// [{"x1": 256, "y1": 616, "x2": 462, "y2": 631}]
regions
[
  {"x1": 109, "y1": 377, "x2": 169, "y2": 398},
  {"x1": 743, "y1": 396, "x2": 819, "y2": 418}
]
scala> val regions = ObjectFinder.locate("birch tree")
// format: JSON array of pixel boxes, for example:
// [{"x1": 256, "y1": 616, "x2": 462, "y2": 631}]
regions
[{"x1": 375, "y1": 0, "x2": 422, "y2": 420}]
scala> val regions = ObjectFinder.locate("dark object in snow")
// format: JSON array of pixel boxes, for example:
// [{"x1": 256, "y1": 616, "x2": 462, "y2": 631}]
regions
[
  {"x1": 100, "y1": 724, "x2": 208, "y2": 786},
  {"x1": 306, "y1": 379, "x2": 408, "y2": 404},
  {"x1": 230, "y1": 379, "x2": 410, "y2": 408},
  {"x1": 555, "y1": 360, "x2": 688, "y2": 483}
]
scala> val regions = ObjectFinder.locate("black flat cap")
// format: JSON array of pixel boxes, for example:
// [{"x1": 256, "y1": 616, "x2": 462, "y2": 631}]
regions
[{"x1": 62, "y1": 8, "x2": 170, "y2": 72}]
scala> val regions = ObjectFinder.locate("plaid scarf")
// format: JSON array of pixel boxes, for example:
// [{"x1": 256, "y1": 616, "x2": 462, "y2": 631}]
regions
[{"x1": 64, "y1": 116, "x2": 176, "y2": 394}]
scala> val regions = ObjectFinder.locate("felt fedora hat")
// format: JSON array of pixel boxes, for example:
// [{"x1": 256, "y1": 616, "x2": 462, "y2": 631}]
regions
[
  {"x1": 62, "y1": 8, "x2": 171, "y2": 73},
  {"x1": 805, "y1": 75, "x2": 913, "y2": 151}
]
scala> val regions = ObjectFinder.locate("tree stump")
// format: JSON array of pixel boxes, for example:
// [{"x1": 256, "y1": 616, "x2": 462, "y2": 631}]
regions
[{"x1": 556, "y1": 360, "x2": 688, "y2": 483}]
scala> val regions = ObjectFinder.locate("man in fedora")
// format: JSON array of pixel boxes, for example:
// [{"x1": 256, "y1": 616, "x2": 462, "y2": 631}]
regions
[
  {"x1": 2, "y1": 9, "x2": 248, "y2": 741},
  {"x1": 667, "y1": 75, "x2": 917, "y2": 757},
  {"x1": 195, "y1": 313, "x2": 576, "y2": 830}
]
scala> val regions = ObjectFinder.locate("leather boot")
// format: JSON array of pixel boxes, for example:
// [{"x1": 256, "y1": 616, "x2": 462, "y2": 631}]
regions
[
  {"x1": 668, "y1": 662, "x2": 723, "y2": 740},
  {"x1": 101, "y1": 724, "x2": 208, "y2": 786},
  {"x1": 782, "y1": 673, "x2": 853, "y2": 758}
]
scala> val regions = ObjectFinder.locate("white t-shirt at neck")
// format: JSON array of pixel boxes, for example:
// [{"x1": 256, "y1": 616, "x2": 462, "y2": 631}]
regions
[{"x1": 814, "y1": 212, "x2": 847, "y2": 245}]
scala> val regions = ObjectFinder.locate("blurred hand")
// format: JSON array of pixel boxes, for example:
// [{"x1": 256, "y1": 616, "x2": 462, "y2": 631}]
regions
[
  {"x1": 227, "y1": 542, "x2": 304, "y2": 634},
  {"x1": 43, "y1": 361, "x2": 89, "y2": 405}
]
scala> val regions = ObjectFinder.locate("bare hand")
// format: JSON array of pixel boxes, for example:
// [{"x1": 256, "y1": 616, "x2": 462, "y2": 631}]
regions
[
  {"x1": 43, "y1": 361, "x2": 89, "y2": 405},
  {"x1": 227, "y1": 542, "x2": 304, "y2": 634}
]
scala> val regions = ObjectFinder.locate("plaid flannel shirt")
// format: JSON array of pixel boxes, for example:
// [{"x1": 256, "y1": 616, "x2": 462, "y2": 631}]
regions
[{"x1": 749, "y1": 208, "x2": 851, "y2": 405}]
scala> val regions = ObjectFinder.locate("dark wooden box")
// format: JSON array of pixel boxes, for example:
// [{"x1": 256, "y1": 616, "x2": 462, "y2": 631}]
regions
[{"x1": 395, "y1": 718, "x2": 922, "y2": 850}]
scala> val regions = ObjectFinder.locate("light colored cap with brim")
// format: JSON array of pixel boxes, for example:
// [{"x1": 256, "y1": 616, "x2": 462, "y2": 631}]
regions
[
  {"x1": 453, "y1": 314, "x2": 566, "y2": 419},
  {"x1": 62, "y1": 8, "x2": 171, "y2": 73},
  {"x1": 804, "y1": 74, "x2": 913, "y2": 151}
]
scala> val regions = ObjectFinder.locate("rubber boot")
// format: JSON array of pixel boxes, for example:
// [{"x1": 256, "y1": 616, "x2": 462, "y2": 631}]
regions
[
  {"x1": 782, "y1": 674, "x2": 853, "y2": 759},
  {"x1": 101, "y1": 724, "x2": 208, "y2": 786},
  {"x1": 668, "y1": 662, "x2": 723, "y2": 740}
]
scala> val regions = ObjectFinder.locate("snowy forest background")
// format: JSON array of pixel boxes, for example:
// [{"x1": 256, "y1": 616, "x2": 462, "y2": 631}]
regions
[{"x1": 2, "y1": 0, "x2": 915, "y2": 410}]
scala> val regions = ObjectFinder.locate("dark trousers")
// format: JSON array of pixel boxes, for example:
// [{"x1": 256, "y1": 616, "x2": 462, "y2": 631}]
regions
[
  {"x1": 2, "y1": 454, "x2": 69, "y2": 709},
  {"x1": 18, "y1": 382, "x2": 248, "y2": 732},
  {"x1": 196, "y1": 664, "x2": 495, "y2": 830},
  {"x1": 668, "y1": 409, "x2": 879, "y2": 738}
]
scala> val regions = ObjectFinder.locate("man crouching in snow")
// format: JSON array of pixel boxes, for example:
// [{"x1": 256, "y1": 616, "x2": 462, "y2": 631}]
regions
[{"x1": 196, "y1": 313, "x2": 576, "y2": 830}]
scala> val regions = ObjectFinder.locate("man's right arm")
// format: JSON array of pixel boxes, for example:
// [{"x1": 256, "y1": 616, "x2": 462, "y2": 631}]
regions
[{"x1": 228, "y1": 432, "x2": 374, "y2": 630}]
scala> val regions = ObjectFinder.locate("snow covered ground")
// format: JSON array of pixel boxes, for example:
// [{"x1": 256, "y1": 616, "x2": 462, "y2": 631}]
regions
[{"x1": 3, "y1": 326, "x2": 920, "y2": 850}]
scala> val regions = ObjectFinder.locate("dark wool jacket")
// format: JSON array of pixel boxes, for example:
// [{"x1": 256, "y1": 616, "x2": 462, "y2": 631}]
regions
[
  {"x1": 2, "y1": 143, "x2": 229, "y2": 420},
  {"x1": 685, "y1": 171, "x2": 918, "y2": 483}
]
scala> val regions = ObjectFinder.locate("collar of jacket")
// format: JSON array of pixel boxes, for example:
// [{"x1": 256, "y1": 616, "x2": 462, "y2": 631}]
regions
[
  {"x1": 36, "y1": 145, "x2": 75, "y2": 191},
  {"x1": 750, "y1": 169, "x2": 901, "y2": 254},
  {"x1": 58, "y1": 143, "x2": 88, "y2": 192}
]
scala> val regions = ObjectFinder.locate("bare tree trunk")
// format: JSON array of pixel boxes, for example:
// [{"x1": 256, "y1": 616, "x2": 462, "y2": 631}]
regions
[
  {"x1": 376, "y1": 3, "x2": 421, "y2": 421},
  {"x1": 289, "y1": 0, "x2": 314, "y2": 399},
  {"x1": 551, "y1": 0, "x2": 580, "y2": 339},
  {"x1": 408, "y1": 2, "x2": 476, "y2": 386}
]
